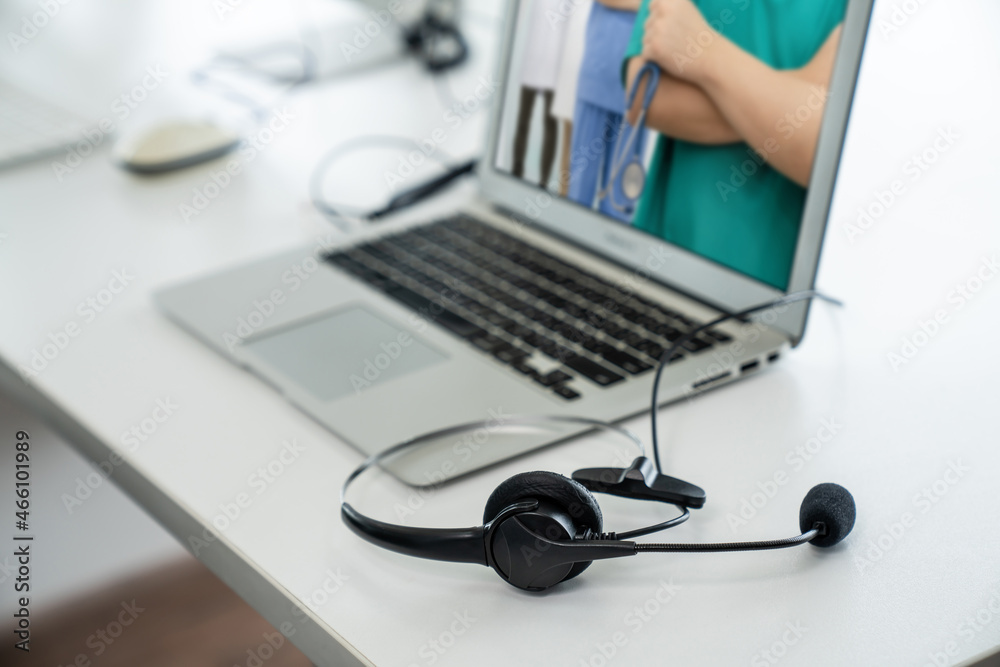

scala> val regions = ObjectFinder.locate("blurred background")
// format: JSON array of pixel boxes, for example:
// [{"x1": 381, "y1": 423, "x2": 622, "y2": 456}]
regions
[{"x1": 0, "y1": 0, "x2": 492, "y2": 664}]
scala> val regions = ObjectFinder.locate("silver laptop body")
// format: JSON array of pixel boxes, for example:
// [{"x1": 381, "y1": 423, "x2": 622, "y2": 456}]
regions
[{"x1": 156, "y1": 0, "x2": 874, "y2": 485}]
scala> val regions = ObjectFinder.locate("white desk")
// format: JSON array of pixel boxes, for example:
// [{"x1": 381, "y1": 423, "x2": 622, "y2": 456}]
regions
[{"x1": 2, "y1": 1, "x2": 999, "y2": 665}]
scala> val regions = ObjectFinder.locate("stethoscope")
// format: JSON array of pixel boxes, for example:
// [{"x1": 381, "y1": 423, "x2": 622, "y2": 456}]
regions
[{"x1": 596, "y1": 62, "x2": 660, "y2": 216}]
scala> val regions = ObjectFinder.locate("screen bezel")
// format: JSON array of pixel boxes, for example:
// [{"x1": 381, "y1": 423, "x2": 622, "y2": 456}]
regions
[{"x1": 478, "y1": 0, "x2": 874, "y2": 345}]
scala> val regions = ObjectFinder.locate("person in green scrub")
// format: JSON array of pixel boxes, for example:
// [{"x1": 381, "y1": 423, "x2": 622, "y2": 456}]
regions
[{"x1": 623, "y1": 0, "x2": 846, "y2": 289}]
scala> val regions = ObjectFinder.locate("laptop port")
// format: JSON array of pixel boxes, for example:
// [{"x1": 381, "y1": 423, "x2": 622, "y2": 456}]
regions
[
  {"x1": 740, "y1": 360, "x2": 760, "y2": 374},
  {"x1": 691, "y1": 371, "x2": 732, "y2": 390},
  {"x1": 767, "y1": 352, "x2": 780, "y2": 363}
]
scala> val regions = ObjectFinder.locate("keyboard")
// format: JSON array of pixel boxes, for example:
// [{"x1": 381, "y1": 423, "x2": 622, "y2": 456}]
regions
[
  {"x1": 323, "y1": 215, "x2": 731, "y2": 401},
  {"x1": 0, "y1": 77, "x2": 92, "y2": 171}
]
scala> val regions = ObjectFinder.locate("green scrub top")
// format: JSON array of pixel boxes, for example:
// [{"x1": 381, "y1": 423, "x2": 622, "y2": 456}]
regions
[{"x1": 625, "y1": 0, "x2": 846, "y2": 289}]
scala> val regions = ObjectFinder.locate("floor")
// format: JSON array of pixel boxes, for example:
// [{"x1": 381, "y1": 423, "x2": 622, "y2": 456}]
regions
[{"x1": 0, "y1": 560, "x2": 312, "y2": 667}]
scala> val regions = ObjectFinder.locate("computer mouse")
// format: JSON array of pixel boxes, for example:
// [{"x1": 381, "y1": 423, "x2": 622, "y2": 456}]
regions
[{"x1": 114, "y1": 119, "x2": 240, "y2": 174}]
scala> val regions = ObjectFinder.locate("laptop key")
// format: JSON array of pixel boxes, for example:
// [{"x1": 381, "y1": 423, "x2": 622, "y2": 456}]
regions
[
  {"x1": 471, "y1": 334, "x2": 506, "y2": 352},
  {"x1": 512, "y1": 361, "x2": 541, "y2": 378},
  {"x1": 706, "y1": 329, "x2": 732, "y2": 343},
  {"x1": 484, "y1": 311, "x2": 512, "y2": 327},
  {"x1": 517, "y1": 330, "x2": 543, "y2": 348},
  {"x1": 603, "y1": 322, "x2": 629, "y2": 340},
  {"x1": 661, "y1": 326, "x2": 685, "y2": 342},
  {"x1": 553, "y1": 385, "x2": 581, "y2": 401},
  {"x1": 681, "y1": 337, "x2": 712, "y2": 353},
  {"x1": 636, "y1": 339, "x2": 663, "y2": 357},
  {"x1": 624, "y1": 332, "x2": 646, "y2": 347},
  {"x1": 536, "y1": 370, "x2": 572, "y2": 387},
  {"x1": 595, "y1": 345, "x2": 653, "y2": 375},
  {"x1": 561, "y1": 355, "x2": 625, "y2": 387},
  {"x1": 619, "y1": 307, "x2": 644, "y2": 324},
  {"x1": 494, "y1": 346, "x2": 529, "y2": 365},
  {"x1": 383, "y1": 285, "x2": 484, "y2": 339}
]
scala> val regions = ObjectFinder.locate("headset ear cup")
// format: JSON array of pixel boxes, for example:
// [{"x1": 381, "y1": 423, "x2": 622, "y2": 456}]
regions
[{"x1": 484, "y1": 471, "x2": 603, "y2": 582}]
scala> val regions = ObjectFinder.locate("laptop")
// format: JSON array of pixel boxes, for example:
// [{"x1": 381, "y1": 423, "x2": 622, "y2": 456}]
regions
[{"x1": 156, "y1": 0, "x2": 874, "y2": 485}]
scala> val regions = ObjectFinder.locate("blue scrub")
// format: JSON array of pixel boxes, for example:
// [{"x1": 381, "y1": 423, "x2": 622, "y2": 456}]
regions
[{"x1": 567, "y1": 5, "x2": 647, "y2": 223}]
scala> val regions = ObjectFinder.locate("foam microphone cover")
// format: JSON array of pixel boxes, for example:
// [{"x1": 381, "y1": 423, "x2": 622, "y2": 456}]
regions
[{"x1": 799, "y1": 483, "x2": 856, "y2": 547}]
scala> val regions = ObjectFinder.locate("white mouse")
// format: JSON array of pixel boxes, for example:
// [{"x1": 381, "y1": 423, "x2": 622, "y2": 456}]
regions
[{"x1": 114, "y1": 119, "x2": 240, "y2": 174}]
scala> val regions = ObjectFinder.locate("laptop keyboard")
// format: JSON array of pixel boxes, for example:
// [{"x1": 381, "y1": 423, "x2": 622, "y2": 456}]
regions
[{"x1": 322, "y1": 215, "x2": 731, "y2": 400}]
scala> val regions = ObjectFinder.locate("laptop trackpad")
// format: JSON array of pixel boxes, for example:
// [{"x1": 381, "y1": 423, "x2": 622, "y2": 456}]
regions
[{"x1": 243, "y1": 306, "x2": 448, "y2": 401}]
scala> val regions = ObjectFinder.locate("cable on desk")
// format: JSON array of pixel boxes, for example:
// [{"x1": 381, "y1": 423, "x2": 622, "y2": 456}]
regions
[
  {"x1": 191, "y1": 42, "x2": 319, "y2": 123},
  {"x1": 615, "y1": 507, "x2": 691, "y2": 540},
  {"x1": 309, "y1": 134, "x2": 477, "y2": 231},
  {"x1": 647, "y1": 290, "x2": 844, "y2": 476}
]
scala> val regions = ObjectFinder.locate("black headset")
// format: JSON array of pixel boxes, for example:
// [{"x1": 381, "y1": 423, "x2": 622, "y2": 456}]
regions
[{"x1": 341, "y1": 293, "x2": 856, "y2": 592}]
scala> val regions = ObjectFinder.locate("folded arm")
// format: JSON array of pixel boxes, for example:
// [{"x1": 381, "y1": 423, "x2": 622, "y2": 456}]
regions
[
  {"x1": 624, "y1": 56, "x2": 741, "y2": 145},
  {"x1": 688, "y1": 27, "x2": 842, "y2": 186},
  {"x1": 630, "y1": 0, "x2": 842, "y2": 186}
]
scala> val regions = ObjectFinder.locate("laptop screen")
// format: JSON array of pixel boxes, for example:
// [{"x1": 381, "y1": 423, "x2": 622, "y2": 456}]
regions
[{"x1": 492, "y1": 0, "x2": 849, "y2": 291}]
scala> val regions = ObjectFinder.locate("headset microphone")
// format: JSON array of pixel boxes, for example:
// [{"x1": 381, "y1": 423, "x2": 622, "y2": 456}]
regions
[
  {"x1": 798, "y1": 482, "x2": 857, "y2": 547},
  {"x1": 631, "y1": 483, "x2": 856, "y2": 555},
  {"x1": 479, "y1": 481, "x2": 854, "y2": 590}
]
